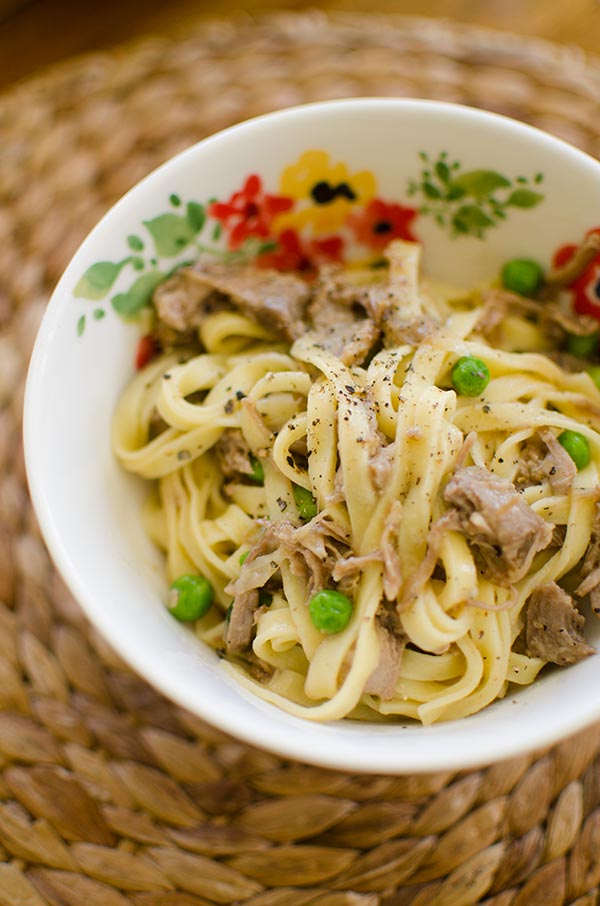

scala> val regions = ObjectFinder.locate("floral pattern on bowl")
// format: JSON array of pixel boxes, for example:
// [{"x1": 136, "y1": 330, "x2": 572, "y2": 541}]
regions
[
  {"x1": 72, "y1": 149, "x2": 547, "y2": 338},
  {"x1": 553, "y1": 227, "x2": 600, "y2": 319}
]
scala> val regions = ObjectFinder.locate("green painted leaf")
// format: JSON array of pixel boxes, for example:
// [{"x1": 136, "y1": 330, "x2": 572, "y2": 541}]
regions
[
  {"x1": 435, "y1": 161, "x2": 451, "y2": 183},
  {"x1": 212, "y1": 222, "x2": 222, "y2": 241},
  {"x1": 423, "y1": 182, "x2": 442, "y2": 199},
  {"x1": 112, "y1": 271, "x2": 165, "y2": 317},
  {"x1": 446, "y1": 184, "x2": 467, "y2": 201},
  {"x1": 452, "y1": 205, "x2": 495, "y2": 234},
  {"x1": 186, "y1": 202, "x2": 206, "y2": 234},
  {"x1": 231, "y1": 238, "x2": 278, "y2": 260},
  {"x1": 452, "y1": 170, "x2": 511, "y2": 199},
  {"x1": 255, "y1": 240, "x2": 278, "y2": 254},
  {"x1": 170, "y1": 194, "x2": 182, "y2": 207},
  {"x1": 143, "y1": 214, "x2": 195, "y2": 257},
  {"x1": 73, "y1": 261, "x2": 124, "y2": 301},
  {"x1": 77, "y1": 314, "x2": 86, "y2": 336},
  {"x1": 505, "y1": 189, "x2": 544, "y2": 208},
  {"x1": 127, "y1": 235, "x2": 144, "y2": 251},
  {"x1": 93, "y1": 308, "x2": 105, "y2": 320}
]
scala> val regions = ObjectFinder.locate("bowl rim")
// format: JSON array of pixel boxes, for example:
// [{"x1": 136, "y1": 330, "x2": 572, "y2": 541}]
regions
[{"x1": 24, "y1": 97, "x2": 600, "y2": 773}]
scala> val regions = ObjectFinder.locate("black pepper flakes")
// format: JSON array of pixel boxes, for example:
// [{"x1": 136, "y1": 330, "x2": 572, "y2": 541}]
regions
[{"x1": 276, "y1": 497, "x2": 287, "y2": 511}]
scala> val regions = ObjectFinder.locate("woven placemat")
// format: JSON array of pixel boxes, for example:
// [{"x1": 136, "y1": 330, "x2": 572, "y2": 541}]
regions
[{"x1": 2, "y1": 12, "x2": 600, "y2": 905}]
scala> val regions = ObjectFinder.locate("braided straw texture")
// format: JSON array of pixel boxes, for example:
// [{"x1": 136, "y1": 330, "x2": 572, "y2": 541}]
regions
[{"x1": 2, "y1": 12, "x2": 600, "y2": 905}]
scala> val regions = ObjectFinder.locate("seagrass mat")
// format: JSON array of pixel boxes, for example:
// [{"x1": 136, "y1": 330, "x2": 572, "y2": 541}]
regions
[{"x1": 3, "y1": 11, "x2": 600, "y2": 905}]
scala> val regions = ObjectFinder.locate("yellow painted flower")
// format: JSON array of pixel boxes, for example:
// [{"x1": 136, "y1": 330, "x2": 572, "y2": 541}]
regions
[{"x1": 274, "y1": 150, "x2": 377, "y2": 236}]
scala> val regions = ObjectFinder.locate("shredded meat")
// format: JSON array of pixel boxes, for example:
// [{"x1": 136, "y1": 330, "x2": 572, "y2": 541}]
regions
[
  {"x1": 154, "y1": 271, "x2": 230, "y2": 332},
  {"x1": 517, "y1": 429, "x2": 577, "y2": 496},
  {"x1": 547, "y1": 351, "x2": 593, "y2": 373},
  {"x1": 525, "y1": 582, "x2": 594, "y2": 665},
  {"x1": 331, "y1": 502, "x2": 402, "y2": 607},
  {"x1": 152, "y1": 239, "x2": 441, "y2": 361},
  {"x1": 543, "y1": 232, "x2": 600, "y2": 290},
  {"x1": 443, "y1": 465, "x2": 553, "y2": 584},
  {"x1": 385, "y1": 315, "x2": 438, "y2": 347},
  {"x1": 475, "y1": 288, "x2": 514, "y2": 337},
  {"x1": 242, "y1": 650, "x2": 275, "y2": 682},
  {"x1": 364, "y1": 621, "x2": 405, "y2": 700},
  {"x1": 306, "y1": 271, "x2": 380, "y2": 366},
  {"x1": 305, "y1": 241, "x2": 437, "y2": 360},
  {"x1": 477, "y1": 287, "x2": 598, "y2": 342},
  {"x1": 400, "y1": 511, "x2": 451, "y2": 608},
  {"x1": 575, "y1": 501, "x2": 600, "y2": 617},
  {"x1": 364, "y1": 600, "x2": 406, "y2": 699},
  {"x1": 215, "y1": 430, "x2": 255, "y2": 480},
  {"x1": 191, "y1": 258, "x2": 310, "y2": 342},
  {"x1": 225, "y1": 589, "x2": 260, "y2": 653},
  {"x1": 364, "y1": 240, "x2": 438, "y2": 348},
  {"x1": 225, "y1": 515, "x2": 351, "y2": 652},
  {"x1": 550, "y1": 524, "x2": 567, "y2": 548},
  {"x1": 369, "y1": 442, "x2": 396, "y2": 493}
]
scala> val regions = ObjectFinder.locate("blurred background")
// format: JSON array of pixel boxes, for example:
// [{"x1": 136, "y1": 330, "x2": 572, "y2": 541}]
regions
[{"x1": 2, "y1": 0, "x2": 600, "y2": 91}]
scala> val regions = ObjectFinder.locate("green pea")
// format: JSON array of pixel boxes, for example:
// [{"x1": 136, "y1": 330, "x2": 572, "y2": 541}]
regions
[
  {"x1": 558, "y1": 430, "x2": 591, "y2": 471},
  {"x1": 239, "y1": 551, "x2": 249, "y2": 565},
  {"x1": 501, "y1": 258, "x2": 544, "y2": 296},
  {"x1": 168, "y1": 574, "x2": 214, "y2": 621},
  {"x1": 566, "y1": 332, "x2": 599, "y2": 358},
  {"x1": 249, "y1": 455, "x2": 264, "y2": 484},
  {"x1": 451, "y1": 356, "x2": 491, "y2": 397},
  {"x1": 293, "y1": 484, "x2": 318, "y2": 521},
  {"x1": 309, "y1": 590, "x2": 353, "y2": 634},
  {"x1": 586, "y1": 364, "x2": 600, "y2": 389}
]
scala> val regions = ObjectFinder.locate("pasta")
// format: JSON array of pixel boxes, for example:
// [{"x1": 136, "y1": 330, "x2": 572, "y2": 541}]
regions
[{"x1": 113, "y1": 238, "x2": 600, "y2": 724}]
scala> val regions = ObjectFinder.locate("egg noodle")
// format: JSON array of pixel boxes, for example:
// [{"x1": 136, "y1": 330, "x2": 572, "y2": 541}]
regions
[{"x1": 112, "y1": 242, "x2": 600, "y2": 724}]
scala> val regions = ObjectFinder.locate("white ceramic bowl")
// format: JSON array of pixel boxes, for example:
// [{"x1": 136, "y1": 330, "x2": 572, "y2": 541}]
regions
[{"x1": 25, "y1": 99, "x2": 600, "y2": 773}]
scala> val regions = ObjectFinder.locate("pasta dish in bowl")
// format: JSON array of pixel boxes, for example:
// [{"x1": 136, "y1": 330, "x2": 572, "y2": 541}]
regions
[{"x1": 25, "y1": 99, "x2": 600, "y2": 772}]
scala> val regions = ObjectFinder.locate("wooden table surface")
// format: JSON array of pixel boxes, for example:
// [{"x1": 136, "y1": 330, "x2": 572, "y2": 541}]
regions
[{"x1": 2, "y1": 0, "x2": 600, "y2": 92}]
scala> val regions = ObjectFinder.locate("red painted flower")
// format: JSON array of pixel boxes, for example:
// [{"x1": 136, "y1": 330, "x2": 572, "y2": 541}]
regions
[
  {"x1": 348, "y1": 198, "x2": 418, "y2": 249},
  {"x1": 257, "y1": 229, "x2": 345, "y2": 272},
  {"x1": 135, "y1": 334, "x2": 157, "y2": 370},
  {"x1": 208, "y1": 175, "x2": 294, "y2": 250},
  {"x1": 310, "y1": 235, "x2": 345, "y2": 266},
  {"x1": 257, "y1": 229, "x2": 309, "y2": 271},
  {"x1": 553, "y1": 227, "x2": 600, "y2": 319}
]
